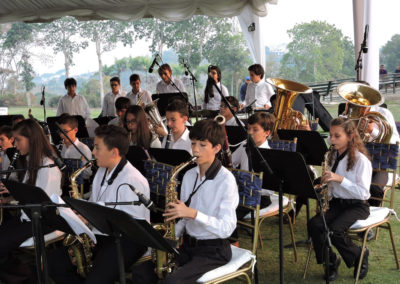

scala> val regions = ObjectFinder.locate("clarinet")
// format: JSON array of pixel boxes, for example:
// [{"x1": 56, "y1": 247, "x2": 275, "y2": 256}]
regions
[
  {"x1": 5, "y1": 150, "x2": 20, "y2": 180},
  {"x1": 165, "y1": 128, "x2": 172, "y2": 149}
]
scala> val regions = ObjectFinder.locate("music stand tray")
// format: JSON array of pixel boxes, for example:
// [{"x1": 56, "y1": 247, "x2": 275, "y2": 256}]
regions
[
  {"x1": 277, "y1": 129, "x2": 328, "y2": 166},
  {"x1": 152, "y1": 93, "x2": 189, "y2": 117},
  {"x1": 149, "y1": 148, "x2": 192, "y2": 166}
]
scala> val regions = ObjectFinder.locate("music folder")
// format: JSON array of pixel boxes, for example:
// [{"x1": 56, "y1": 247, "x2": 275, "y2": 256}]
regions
[{"x1": 62, "y1": 197, "x2": 178, "y2": 255}]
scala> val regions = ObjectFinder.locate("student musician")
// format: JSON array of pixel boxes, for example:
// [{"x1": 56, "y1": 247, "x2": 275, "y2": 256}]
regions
[
  {"x1": 161, "y1": 99, "x2": 192, "y2": 155},
  {"x1": 162, "y1": 119, "x2": 239, "y2": 283},
  {"x1": 100, "y1": 77, "x2": 126, "y2": 117},
  {"x1": 123, "y1": 105, "x2": 161, "y2": 149},
  {"x1": 0, "y1": 126, "x2": 15, "y2": 173},
  {"x1": 108, "y1": 97, "x2": 131, "y2": 127},
  {"x1": 57, "y1": 78, "x2": 91, "y2": 119},
  {"x1": 308, "y1": 117, "x2": 372, "y2": 281},
  {"x1": 243, "y1": 64, "x2": 274, "y2": 110},
  {"x1": 0, "y1": 119, "x2": 62, "y2": 280},
  {"x1": 220, "y1": 96, "x2": 245, "y2": 126},
  {"x1": 48, "y1": 125, "x2": 150, "y2": 284},
  {"x1": 126, "y1": 74, "x2": 153, "y2": 106},
  {"x1": 202, "y1": 65, "x2": 229, "y2": 118},
  {"x1": 156, "y1": 64, "x2": 186, "y2": 94}
]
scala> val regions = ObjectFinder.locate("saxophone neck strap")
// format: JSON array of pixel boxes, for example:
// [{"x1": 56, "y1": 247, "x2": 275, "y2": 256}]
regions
[{"x1": 100, "y1": 157, "x2": 128, "y2": 186}]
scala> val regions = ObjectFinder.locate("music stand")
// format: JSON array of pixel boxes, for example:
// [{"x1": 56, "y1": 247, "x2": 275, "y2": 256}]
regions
[
  {"x1": 277, "y1": 129, "x2": 328, "y2": 166},
  {"x1": 126, "y1": 146, "x2": 149, "y2": 175},
  {"x1": 152, "y1": 93, "x2": 189, "y2": 117},
  {"x1": 225, "y1": 126, "x2": 247, "y2": 150},
  {"x1": 63, "y1": 197, "x2": 178, "y2": 284},
  {"x1": 0, "y1": 115, "x2": 21, "y2": 126},
  {"x1": 1, "y1": 179, "x2": 73, "y2": 284},
  {"x1": 94, "y1": 116, "x2": 116, "y2": 126},
  {"x1": 47, "y1": 116, "x2": 89, "y2": 145},
  {"x1": 149, "y1": 148, "x2": 192, "y2": 166},
  {"x1": 250, "y1": 149, "x2": 315, "y2": 282}
]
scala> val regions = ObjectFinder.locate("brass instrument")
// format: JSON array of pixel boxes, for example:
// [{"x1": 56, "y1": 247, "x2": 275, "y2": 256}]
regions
[
  {"x1": 63, "y1": 159, "x2": 95, "y2": 278},
  {"x1": 266, "y1": 78, "x2": 313, "y2": 139},
  {"x1": 153, "y1": 156, "x2": 198, "y2": 279},
  {"x1": 315, "y1": 147, "x2": 333, "y2": 214},
  {"x1": 145, "y1": 100, "x2": 168, "y2": 137},
  {"x1": 214, "y1": 115, "x2": 233, "y2": 168},
  {"x1": 337, "y1": 82, "x2": 392, "y2": 143},
  {"x1": 136, "y1": 92, "x2": 144, "y2": 106}
]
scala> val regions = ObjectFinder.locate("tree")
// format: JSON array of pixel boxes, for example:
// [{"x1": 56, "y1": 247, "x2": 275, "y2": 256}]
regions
[
  {"x1": 279, "y1": 21, "x2": 353, "y2": 83},
  {"x1": 38, "y1": 17, "x2": 88, "y2": 78},
  {"x1": 380, "y1": 34, "x2": 400, "y2": 73},
  {"x1": 80, "y1": 20, "x2": 133, "y2": 104},
  {"x1": 19, "y1": 54, "x2": 36, "y2": 106}
]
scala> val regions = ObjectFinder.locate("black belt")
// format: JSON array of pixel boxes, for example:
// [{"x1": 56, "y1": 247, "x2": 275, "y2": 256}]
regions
[
  {"x1": 331, "y1": 198, "x2": 368, "y2": 205},
  {"x1": 183, "y1": 234, "x2": 226, "y2": 247}
]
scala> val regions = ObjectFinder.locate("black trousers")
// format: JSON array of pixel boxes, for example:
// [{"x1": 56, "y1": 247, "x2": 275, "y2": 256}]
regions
[
  {"x1": 308, "y1": 198, "x2": 369, "y2": 268},
  {"x1": 368, "y1": 171, "x2": 388, "y2": 207},
  {"x1": 162, "y1": 237, "x2": 232, "y2": 284},
  {"x1": 48, "y1": 235, "x2": 146, "y2": 284}
]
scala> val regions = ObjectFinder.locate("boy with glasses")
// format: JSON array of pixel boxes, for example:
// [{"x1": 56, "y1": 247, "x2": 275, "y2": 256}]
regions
[
  {"x1": 220, "y1": 96, "x2": 244, "y2": 126},
  {"x1": 100, "y1": 77, "x2": 126, "y2": 117}
]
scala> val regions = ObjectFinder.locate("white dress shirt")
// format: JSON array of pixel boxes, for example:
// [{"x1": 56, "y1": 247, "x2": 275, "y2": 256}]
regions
[
  {"x1": 175, "y1": 165, "x2": 239, "y2": 240},
  {"x1": 60, "y1": 138, "x2": 93, "y2": 179},
  {"x1": 161, "y1": 128, "x2": 192, "y2": 155},
  {"x1": 89, "y1": 161, "x2": 150, "y2": 223},
  {"x1": 369, "y1": 106, "x2": 400, "y2": 144},
  {"x1": 130, "y1": 133, "x2": 162, "y2": 149},
  {"x1": 56, "y1": 94, "x2": 91, "y2": 119},
  {"x1": 101, "y1": 90, "x2": 126, "y2": 116},
  {"x1": 202, "y1": 82, "x2": 229, "y2": 111},
  {"x1": 225, "y1": 116, "x2": 245, "y2": 127},
  {"x1": 156, "y1": 77, "x2": 186, "y2": 94},
  {"x1": 232, "y1": 139, "x2": 270, "y2": 171},
  {"x1": 245, "y1": 80, "x2": 274, "y2": 108},
  {"x1": 126, "y1": 89, "x2": 153, "y2": 105},
  {"x1": 107, "y1": 117, "x2": 123, "y2": 127},
  {"x1": 328, "y1": 151, "x2": 372, "y2": 200}
]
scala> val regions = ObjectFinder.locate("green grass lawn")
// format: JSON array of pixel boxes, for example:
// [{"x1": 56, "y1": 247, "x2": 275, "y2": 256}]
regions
[{"x1": 6, "y1": 107, "x2": 102, "y2": 121}]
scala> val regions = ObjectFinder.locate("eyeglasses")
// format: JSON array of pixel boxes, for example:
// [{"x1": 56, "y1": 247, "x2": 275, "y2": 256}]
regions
[
  {"x1": 57, "y1": 128, "x2": 73, "y2": 134},
  {"x1": 220, "y1": 104, "x2": 232, "y2": 109},
  {"x1": 111, "y1": 84, "x2": 119, "y2": 87},
  {"x1": 125, "y1": 119, "x2": 137, "y2": 125}
]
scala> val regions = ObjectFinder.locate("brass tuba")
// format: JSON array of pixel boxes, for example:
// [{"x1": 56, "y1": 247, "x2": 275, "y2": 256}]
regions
[
  {"x1": 145, "y1": 100, "x2": 168, "y2": 136},
  {"x1": 266, "y1": 78, "x2": 313, "y2": 139},
  {"x1": 337, "y1": 82, "x2": 392, "y2": 143}
]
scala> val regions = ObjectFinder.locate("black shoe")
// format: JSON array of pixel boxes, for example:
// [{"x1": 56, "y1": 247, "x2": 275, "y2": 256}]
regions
[
  {"x1": 367, "y1": 230, "x2": 375, "y2": 242},
  {"x1": 354, "y1": 247, "x2": 369, "y2": 280},
  {"x1": 324, "y1": 253, "x2": 341, "y2": 281}
]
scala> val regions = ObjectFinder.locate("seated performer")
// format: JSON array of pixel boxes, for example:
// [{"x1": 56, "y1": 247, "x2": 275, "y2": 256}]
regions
[
  {"x1": 126, "y1": 74, "x2": 152, "y2": 106},
  {"x1": 161, "y1": 99, "x2": 192, "y2": 155},
  {"x1": 156, "y1": 64, "x2": 186, "y2": 94},
  {"x1": 162, "y1": 119, "x2": 239, "y2": 283},
  {"x1": 0, "y1": 126, "x2": 15, "y2": 172},
  {"x1": 48, "y1": 125, "x2": 149, "y2": 284},
  {"x1": 100, "y1": 77, "x2": 126, "y2": 117},
  {"x1": 220, "y1": 96, "x2": 245, "y2": 126},
  {"x1": 0, "y1": 119, "x2": 62, "y2": 280},
  {"x1": 243, "y1": 64, "x2": 274, "y2": 110},
  {"x1": 202, "y1": 65, "x2": 229, "y2": 118},
  {"x1": 124, "y1": 105, "x2": 161, "y2": 149},
  {"x1": 308, "y1": 117, "x2": 372, "y2": 281},
  {"x1": 108, "y1": 97, "x2": 131, "y2": 127}
]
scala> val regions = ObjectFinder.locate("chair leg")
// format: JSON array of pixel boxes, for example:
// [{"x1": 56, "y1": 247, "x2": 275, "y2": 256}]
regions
[
  {"x1": 354, "y1": 229, "x2": 369, "y2": 284},
  {"x1": 387, "y1": 222, "x2": 400, "y2": 269},
  {"x1": 286, "y1": 213, "x2": 297, "y2": 262},
  {"x1": 254, "y1": 262, "x2": 259, "y2": 284},
  {"x1": 303, "y1": 242, "x2": 313, "y2": 279}
]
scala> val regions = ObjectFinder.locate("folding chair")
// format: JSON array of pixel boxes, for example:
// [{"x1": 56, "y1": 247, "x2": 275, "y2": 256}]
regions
[{"x1": 196, "y1": 169, "x2": 262, "y2": 284}]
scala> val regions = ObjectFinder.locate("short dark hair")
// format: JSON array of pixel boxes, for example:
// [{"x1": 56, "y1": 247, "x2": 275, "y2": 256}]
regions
[
  {"x1": 115, "y1": 97, "x2": 131, "y2": 111},
  {"x1": 189, "y1": 119, "x2": 225, "y2": 147},
  {"x1": 11, "y1": 114, "x2": 25, "y2": 126},
  {"x1": 110, "y1": 77, "x2": 120, "y2": 84},
  {"x1": 129, "y1": 74, "x2": 140, "y2": 82},
  {"x1": 64, "y1": 77, "x2": 77, "y2": 88},
  {"x1": 165, "y1": 99, "x2": 189, "y2": 117},
  {"x1": 158, "y1": 64, "x2": 172, "y2": 77},
  {"x1": 95, "y1": 125, "x2": 129, "y2": 156},
  {"x1": 248, "y1": 112, "x2": 275, "y2": 131},
  {"x1": 58, "y1": 113, "x2": 78, "y2": 129},
  {"x1": 223, "y1": 96, "x2": 239, "y2": 109},
  {"x1": 248, "y1": 64, "x2": 264, "y2": 79},
  {"x1": 0, "y1": 125, "x2": 13, "y2": 138}
]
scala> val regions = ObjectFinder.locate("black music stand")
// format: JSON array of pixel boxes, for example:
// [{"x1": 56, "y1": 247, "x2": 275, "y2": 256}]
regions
[
  {"x1": 126, "y1": 146, "x2": 149, "y2": 175},
  {"x1": 277, "y1": 129, "x2": 328, "y2": 166},
  {"x1": 149, "y1": 148, "x2": 192, "y2": 166},
  {"x1": 1, "y1": 179, "x2": 73, "y2": 284},
  {"x1": 63, "y1": 197, "x2": 178, "y2": 284},
  {"x1": 0, "y1": 115, "x2": 22, "y2": 126},
  {"x1": 94, "y1": 116, "x2": 116, "y2": 126},
  {"x1": 250, "y1": 149, "x2": 315, "y2": 282},
  {"x1": 152, "y1": 93, "x2": 189, "y2": 117},
  {"x1": 47, "y1": 115, "x2": 89, "y2": 145},
  {"x1": 225, "y1": 126, "x2": 247, "y2": 146}
]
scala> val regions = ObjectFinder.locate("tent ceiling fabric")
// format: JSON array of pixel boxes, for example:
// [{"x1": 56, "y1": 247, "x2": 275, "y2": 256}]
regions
[{"x1": 0, "y1": 0, "x2": 274, "y2": 23}]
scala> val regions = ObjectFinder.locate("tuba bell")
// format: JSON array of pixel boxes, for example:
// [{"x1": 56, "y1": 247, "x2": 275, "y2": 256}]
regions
[
  {"x1": 144, "y1": 100, "x2": 168, "y2": 136},
  {"x1": 337, "y1": 82, "x2": 392, "y2": 143},
  {"x1": 266, "y1": 78, "x2": 313, "y2": 139}
]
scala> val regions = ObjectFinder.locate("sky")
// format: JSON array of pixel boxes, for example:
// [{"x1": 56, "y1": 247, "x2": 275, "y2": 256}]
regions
[{"x1": 31, "y1": 0, "x2": 400, "y2": 76}]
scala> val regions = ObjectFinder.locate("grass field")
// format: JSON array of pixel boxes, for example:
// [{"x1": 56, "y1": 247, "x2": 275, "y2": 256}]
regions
[{"x1": 6, "y1": 107, "x2": 102, "y2": 121}]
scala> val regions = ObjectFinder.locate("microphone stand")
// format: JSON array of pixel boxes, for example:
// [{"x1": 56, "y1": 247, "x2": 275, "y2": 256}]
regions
[
  {"x1": 184, "y1": 63, "x2": 199, "y2": 123},
  {"x1": 40, "y1": 86, "x2": 47, "y2": 121},
  {"x1": 355, "y1": 25, "x2": 369, "y2": 81}
]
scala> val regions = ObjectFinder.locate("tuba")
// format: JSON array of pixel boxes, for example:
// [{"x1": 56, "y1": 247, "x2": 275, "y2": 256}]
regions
[
  {"x1": 153, "y1": 157, "x2": 197, "y2": 279},
  {"x1": 337, "y1": 82, "x2": 392, "y2": 143},
  {"x1": 63, "y1": 159, "x2": 95, "y2": 278},
  {"x1": 266, "y1": 78, "x2": 313, "y2": 139},
  {"x1": 145, "y1": 100, "x2": 168, "y2": 136}
]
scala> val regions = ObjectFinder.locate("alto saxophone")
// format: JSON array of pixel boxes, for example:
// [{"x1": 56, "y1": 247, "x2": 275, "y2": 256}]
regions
[
  {"x1": 63, "y1": 159, "x2": 95, "y2": 278},
  {"x1": 153, "y1": 156, "x2": 198, "y2": 279},
  {"x1": 315, "y1": 147, "x2": 332, "y2": 214}
]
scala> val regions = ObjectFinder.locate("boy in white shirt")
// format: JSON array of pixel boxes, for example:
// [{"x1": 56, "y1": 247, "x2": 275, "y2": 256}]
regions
[
  {"x1": 162, "y1": 119, "x2": 239, "y2": 283},
  {"x1": 220, "y1": 96, "x2": 245, "y2": 126},
  {"x1": 244, "y1": 64, "x2": 274, "y2": 110},
  {"x1": 100, "y1": 77, "x2": 126, "y2": 117}
]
